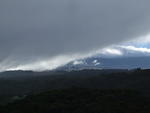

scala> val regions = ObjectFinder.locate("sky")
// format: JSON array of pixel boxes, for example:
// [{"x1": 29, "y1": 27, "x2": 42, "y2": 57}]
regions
[{"x1": 0, "y1": 0, "x2": 150, "y2": 71}]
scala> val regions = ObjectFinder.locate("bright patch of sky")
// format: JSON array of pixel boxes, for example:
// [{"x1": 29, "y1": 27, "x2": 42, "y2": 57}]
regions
[{"x1": 123, "y1": 34, "x2": 150, "y2": 48}]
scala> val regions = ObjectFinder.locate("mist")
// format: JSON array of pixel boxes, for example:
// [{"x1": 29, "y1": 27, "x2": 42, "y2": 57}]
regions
[{"x1": 0, "y1": 0, "x2": 150, "y2": 71}]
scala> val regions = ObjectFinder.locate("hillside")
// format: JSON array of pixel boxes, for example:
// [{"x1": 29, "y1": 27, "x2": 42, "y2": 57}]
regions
[
  {"x1": 2, "y1": 88, "x2": 150, "y2": 113},
  {"x1": 0, "y1": 69, "x2": 150, "y2": 112}
]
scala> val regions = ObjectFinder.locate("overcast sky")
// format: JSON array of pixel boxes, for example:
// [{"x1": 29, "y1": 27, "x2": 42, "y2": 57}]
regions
[{"x1": 0, "y1": 0, "x2": 150, "y2": 71}]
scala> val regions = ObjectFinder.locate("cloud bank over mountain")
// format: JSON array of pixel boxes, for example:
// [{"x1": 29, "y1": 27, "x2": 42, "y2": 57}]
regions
[
  {"x1": 1, "y1": 39, "x2": 150, "y2": 71},
  {"x1": 0, "y1": 0, "x2": 150, "y2": 71}
]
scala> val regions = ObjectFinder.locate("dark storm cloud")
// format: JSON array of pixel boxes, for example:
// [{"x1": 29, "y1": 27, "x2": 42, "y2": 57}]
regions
[{"x1": 0, "y1": 0, "x2": 150, "y2": 68}]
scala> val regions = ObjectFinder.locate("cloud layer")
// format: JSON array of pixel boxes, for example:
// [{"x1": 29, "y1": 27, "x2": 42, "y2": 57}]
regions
[{"x1": 0, "y1": 0, "x2": 150, "y2": 71}]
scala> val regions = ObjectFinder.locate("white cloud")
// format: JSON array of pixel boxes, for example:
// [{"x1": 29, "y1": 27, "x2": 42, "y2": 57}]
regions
[
  {"x1": 1, "y1": 45, "x2": 150, "y2": 72},
  {"x1": 120, "y1": 46, "x2": 150, "y2": 53},
  {"x1": 100, "y1": 48, "x2": 123, "y2": 56},
  {"x1": 73, "y1": 60, "x2": 84, "y2": 65},
  {"x1": 0, "y1": 54, "x2": 84, "y2": 72},
  {"x1": 1, "y1": 35, "x2": 150, "y2": 72}
]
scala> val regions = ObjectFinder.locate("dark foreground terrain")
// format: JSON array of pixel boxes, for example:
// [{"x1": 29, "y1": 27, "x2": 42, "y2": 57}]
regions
[
  {"x1": 0, "y1": 69, "x2": 150, "y2": 113},
  {"x1": 1, "y1": 88, "x2": 150, "y2": 113}
]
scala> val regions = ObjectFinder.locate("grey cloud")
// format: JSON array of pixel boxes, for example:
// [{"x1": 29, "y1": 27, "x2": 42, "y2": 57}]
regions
[{"x1": 0, "y1": 0, "x2": 150, "y2": 69}]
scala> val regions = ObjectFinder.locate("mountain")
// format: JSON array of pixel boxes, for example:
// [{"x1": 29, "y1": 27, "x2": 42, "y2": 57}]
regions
[{"x1": 58, "y1": 56, "x2": 150, "y2": 70}]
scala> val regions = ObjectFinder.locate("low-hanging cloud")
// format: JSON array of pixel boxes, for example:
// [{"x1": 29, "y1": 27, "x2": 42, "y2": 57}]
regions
[{"x1": 0, "y1": 0, "x2": 150, "y2": 71}]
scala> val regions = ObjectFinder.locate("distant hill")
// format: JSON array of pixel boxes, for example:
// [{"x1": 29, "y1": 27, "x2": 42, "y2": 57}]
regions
[{"x1": 58, "y1": 56, "x2": 150, "y2": 70}]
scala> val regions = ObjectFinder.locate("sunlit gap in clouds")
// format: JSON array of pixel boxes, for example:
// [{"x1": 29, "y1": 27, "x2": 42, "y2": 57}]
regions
[{"x1": 123, "y1": 34, "x2": 150, "y2": 47}]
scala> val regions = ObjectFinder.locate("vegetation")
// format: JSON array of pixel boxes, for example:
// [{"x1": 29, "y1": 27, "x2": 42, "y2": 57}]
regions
[
  {"x1": 2, "y1": 88, "x2": 150, "y2": 113},
  {"x1": 0, "y1": 69, "x2": 150, "y2": 112}
]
